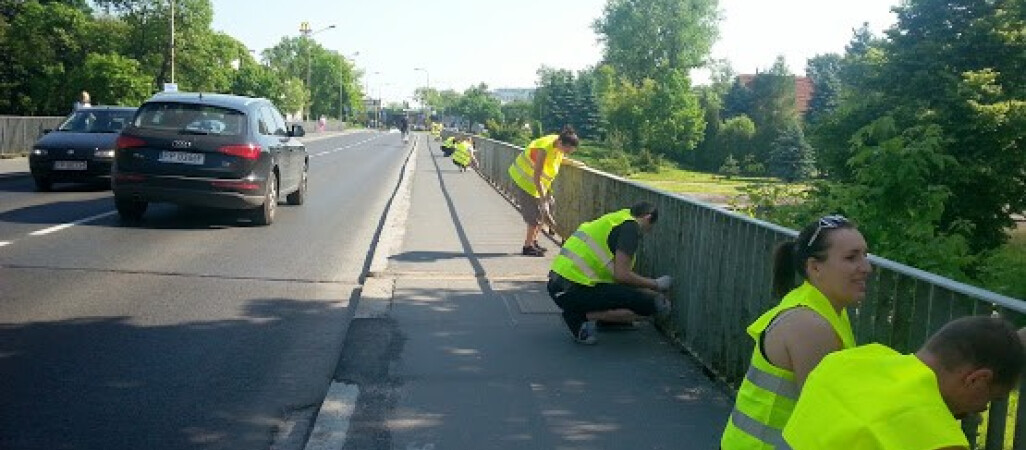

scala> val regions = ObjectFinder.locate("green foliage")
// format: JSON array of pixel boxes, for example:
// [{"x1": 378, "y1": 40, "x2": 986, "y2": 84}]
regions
[
  {"x1": 485, "y1": 118, "x2": 531, "y2": 147},
  {"x1": 767, "y1": 123, "x2": 816, "y2": 181},
  {"x1": 450, "y1": 83, "x2": 503, "y2": 129},
  {"x1": 533, "y1": 67, "x2": 604, "y2": 139},
  {"x1": 594, "y1": 148, "x2": 635, "y2": 176},
  {"x1": 741, "y1": 154, "x2": 765, "y2": 176},
  {"x1": 719, "y1": 154, "x2": 740, "y2": 178},
  {"x1": 593, "y1": 0, "x2": 719, "y2": 83},
  {"x1": 809, "y1": 2, "x2": 1026, "y2": 253},
  {"x1": 635, "y1": 148, "x2": 663, "y2": 173},
  {"x1": 76, "y1": 53, "x2": 152, "y2": 106},
  {"x1": 978, "y1": 231, "x2": 1026, "y2": 300},
  {"x1": 804, "y1": 53, "x2": 843, "y2": 124},
  {"x1": 795, "y1": 119, "x2": 974, "y2": 278}
]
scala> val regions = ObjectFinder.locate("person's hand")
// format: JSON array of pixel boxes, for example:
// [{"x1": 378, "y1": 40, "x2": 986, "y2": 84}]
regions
[{"x1": 654, "y1": 275, "x2": 673, "y2": 292}]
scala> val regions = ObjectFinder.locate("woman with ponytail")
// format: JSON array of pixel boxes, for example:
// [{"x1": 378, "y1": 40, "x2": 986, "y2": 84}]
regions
[{"x1": 721, "y1": 215, "x2": 872, "y2": 450}]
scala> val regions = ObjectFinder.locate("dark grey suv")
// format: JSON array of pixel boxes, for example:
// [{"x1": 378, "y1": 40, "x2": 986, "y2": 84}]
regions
[{"x1": 112, "y1": 93, "x2": 307, "y2": 225}]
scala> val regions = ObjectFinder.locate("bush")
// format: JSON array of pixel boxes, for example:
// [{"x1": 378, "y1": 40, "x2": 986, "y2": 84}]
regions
[
  {"x1": 635, "y1": 148, "x2": 663, "y2": 173},
  {"x1": 595, "y1": 149, "x2": 635, "y2": 176},
  {"x1": 719, "y1": 154, "x2": 740, "y2": 178}
]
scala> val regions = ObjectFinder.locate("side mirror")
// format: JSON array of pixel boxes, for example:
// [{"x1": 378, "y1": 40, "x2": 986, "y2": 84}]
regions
[
  {"x1": 42, "y1": 129, "x2": 52, "y2": 135},
  {"x1": 290, "y1": 124, "x2": 305, "y2": 138}
]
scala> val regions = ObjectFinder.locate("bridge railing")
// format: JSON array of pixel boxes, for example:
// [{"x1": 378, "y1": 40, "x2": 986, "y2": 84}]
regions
[{"x1": 457, "y1": 131, "x2": 1026, "y2": 449}]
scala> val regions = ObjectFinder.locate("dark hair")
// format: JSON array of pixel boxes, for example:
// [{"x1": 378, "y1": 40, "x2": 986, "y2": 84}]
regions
[
  {"x1": 630, "y1": 201, "x2": 657, "y2": 224},
  {"x1": 771, "y1": 215, "x2": 857, "y2": 299},
  {"x1": 923, "y1": 316, "x2": 1025, "y2": 387},
  {"x1": 557, "y1": 124, "x2": 579, "y2": 148}
]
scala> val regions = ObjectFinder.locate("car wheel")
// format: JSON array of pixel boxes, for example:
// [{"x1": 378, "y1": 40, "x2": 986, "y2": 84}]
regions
[
  {"x1": 34, "y1": 176, "x2": 52, "y2": 192},
  {"x1": 251, "y1": 173, "x2": 277, "y2": 226},
  {"x1": 115, "y1": 197, "x2": 147, "y2": 222},
  {"x1": 286, "y1": 165, "x2": 307, "y2": 206}
]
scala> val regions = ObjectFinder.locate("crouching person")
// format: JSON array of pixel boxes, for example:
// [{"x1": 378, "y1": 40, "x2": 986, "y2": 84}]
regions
[{"x1": 546, "y1": 201, "x2": 673, "y2": 344}]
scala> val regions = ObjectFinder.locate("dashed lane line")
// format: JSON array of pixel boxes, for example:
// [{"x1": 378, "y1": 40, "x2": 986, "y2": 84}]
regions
[{"x1": 29, "y1": 211, "x2": 118, "y2": 236}]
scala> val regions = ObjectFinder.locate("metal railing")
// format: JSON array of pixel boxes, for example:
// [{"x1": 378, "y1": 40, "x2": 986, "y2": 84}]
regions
[
  {"x1": 456, "y1": 131, "x2": 1026, "y2": 449},
  {"x1": 0, "y1": 116, "x2": 64, "y2": 156}
]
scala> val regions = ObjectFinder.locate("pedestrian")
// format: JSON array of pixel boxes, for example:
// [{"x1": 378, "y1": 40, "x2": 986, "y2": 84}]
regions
[
  {"x1": 399, "y1": 116, "x2": 410, "y2": 142},
  {"x1": 508, "y1": 125, "x2": 579, "y2": 257},
  {"x1": 441, "y1": 135, "x2": 457, "y2": 157},
  {"x1": 783, "y1": 315, "x2": 1025, "y2": 450},
  {"x1": 720, "y1": 214, "x2": 872, "y2": 450},
  {"x1": 73, "y1": 91, "x2": 91, "y2": 111},
  {"x1": 452, "y1": 137, "x2": 477, "y2": 172},
  {"x1": 546, "y1": 201, "x2": 673, "y2": 345}
]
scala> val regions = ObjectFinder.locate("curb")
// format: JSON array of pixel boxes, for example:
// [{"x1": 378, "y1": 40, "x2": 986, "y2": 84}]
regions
[{"x1": 299, "y1": 133, "x2": 420, "y2": 450}]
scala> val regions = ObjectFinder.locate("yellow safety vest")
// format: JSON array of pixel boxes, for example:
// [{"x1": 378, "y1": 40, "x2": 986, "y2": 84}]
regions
[
  {"x1": 721, "y1": 282, "x2": 856, "y2": 450},
  {"x1": 550, "y1": 209, "x2": 635, "y2": 286},
  {"x1": 453, "y1": 141, "x2": 472, "y2": 165},
  {"x1": 508, "y1": 134, "x2": 564, "y2": 198},
  {"x1": 443, "y1": 136, "x2": 456, "y2": 148},
  {"x1": 782, "y1": 344, "x2": 969, "y2": 450}
]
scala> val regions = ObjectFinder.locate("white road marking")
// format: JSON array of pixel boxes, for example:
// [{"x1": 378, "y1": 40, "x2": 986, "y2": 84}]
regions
[
  {"x1": 29, "y1": 211, "x2": 117, "y2": 236},
  {"x1": 304, "y1": 382, "x2": 360, "y2": 450},
  {"x1": 311, "y1": 135, "x2": 387, "y2": 158},
  {"x1": 0, "y1": 241, "x2": 10, "y2": 247}
]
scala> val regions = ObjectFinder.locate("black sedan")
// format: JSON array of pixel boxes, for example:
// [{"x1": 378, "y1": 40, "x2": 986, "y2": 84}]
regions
[{"x1": 29, "y1": 106, "x2": 137, "y2": 191}]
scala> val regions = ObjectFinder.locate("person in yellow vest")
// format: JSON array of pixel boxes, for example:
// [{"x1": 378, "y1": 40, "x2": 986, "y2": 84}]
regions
[
  {"x1": 546, "y1": 202, "x2": 674, "y2": 344},
  {"x1": 452, "y1": 137, "x2": 478, "y2": 172},
  {"x1": 508, "y1": 125, "x2": 579, "y2": 257},
  {"x1": 782, "y1": 315, "x2": 1026, "y2": 450},
  {"x1": 441, "y1": 135, "x2": 457, "y2": 157},
  {"x1": 721, "y1": 214, "x2": 872, "y2": 449}
]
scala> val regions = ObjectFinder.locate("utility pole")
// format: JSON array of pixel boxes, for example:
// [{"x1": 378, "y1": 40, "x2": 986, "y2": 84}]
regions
[
  {"x1": 299, "y1": 22, "x2": 335, "y2": 121},
  {"x1": 170, "y1": 0, "x2": 175, "y2": 83}
]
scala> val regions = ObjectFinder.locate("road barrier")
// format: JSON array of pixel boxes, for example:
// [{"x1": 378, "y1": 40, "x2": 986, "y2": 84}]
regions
[
  {"x1": 451, "y1": 130, "x2": 1026, "y2": 450},
  {"x1": 0, "y1": 116, "x2": 64, "y2": 157}
]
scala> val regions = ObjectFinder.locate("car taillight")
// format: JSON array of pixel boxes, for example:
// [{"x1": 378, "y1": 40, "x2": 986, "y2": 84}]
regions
[
  {"x1": 219, "y1": 144, "x2": 261, "y2": 160},
  {"x1": 116, "y1": 136, "x2": 146, "y2": 149}
]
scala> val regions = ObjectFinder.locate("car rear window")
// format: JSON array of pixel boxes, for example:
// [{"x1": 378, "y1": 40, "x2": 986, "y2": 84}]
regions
[
  {"x1": 58, "y1": 109, "x2": 136, "y2": 133},
  {"x1": 134, "y1": 102, "x2": 246, "y2": 136}
]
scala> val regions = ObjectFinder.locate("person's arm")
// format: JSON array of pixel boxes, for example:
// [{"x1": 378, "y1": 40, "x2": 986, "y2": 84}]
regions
[
  {"x1": 612, "y1": 250, "x2": 659, "y2": 290},
  {"x1": 610, "y1": 222, "x2": 660, "y2": 290},
  {"x1": 531, "y1": 147, "x2": 547, "y2": 197},
  {"x1": 776, "y1": 309, "x2": 844, "y2": 390}
]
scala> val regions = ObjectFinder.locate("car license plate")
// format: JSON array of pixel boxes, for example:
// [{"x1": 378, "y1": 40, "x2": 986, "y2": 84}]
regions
[
  {"x1": 159, "y1": 151, "x2": 204, "y2": 165},
  {"x1": 53, "y1": 161, "x2": 87, "y2": 170}
]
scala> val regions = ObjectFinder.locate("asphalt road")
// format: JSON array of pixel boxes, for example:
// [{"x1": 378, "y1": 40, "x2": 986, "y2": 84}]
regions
[{"x1": 0, "y1": 131, "x2": 412, "y2": 450}]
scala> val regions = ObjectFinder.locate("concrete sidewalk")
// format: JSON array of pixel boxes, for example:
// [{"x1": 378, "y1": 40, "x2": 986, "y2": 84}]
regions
[{"x1": 336, "y1": 134, "x2": 733, "y2": 449}]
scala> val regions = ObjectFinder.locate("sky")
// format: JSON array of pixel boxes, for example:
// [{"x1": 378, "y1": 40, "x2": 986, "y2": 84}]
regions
[{"x1": 211, "y1": 0, "x2": 901, "y2": 105}]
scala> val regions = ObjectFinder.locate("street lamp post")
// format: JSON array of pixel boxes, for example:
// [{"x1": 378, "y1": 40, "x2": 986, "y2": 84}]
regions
[
  {"x1": 299, "y1": 22, "x2": 335, "y2": 121},
  {"x1": 414, "y1": 67, "x2": 430, "y2": 123}
]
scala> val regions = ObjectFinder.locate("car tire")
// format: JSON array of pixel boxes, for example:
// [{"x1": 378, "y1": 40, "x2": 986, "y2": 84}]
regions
[
  {"x1": 34, "y1": 176, "x2": 52, "y2": 192},
  {"x1": 250, "y1": 173, "x2": 277, "y2": 226},
  {"x1": 115, "y1": 197, "x2": 147, "y2": 222},
  {"x1": 286, "y1": 165, "x2": 307, "y2": 206}
]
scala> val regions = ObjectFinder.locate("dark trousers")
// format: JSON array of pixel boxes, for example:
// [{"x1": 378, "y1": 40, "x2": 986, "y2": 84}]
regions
[{"x1": 547, "y1": 273, "x2": 659, "y2": 335}]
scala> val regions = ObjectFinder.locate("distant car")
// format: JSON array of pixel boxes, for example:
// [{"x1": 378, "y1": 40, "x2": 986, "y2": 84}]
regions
[
  {"x1": 112, "y1": 92, "x2": 307, "y2": 226},
  {"x1": 29, "y1": 106, "x2": 137, "y2": 191}
]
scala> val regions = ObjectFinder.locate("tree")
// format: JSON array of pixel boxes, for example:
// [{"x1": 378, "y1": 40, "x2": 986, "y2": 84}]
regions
[
  {"x1": 810, "y1": 0, "x2": 1026, "y2": 252},
  {"x1": 767, "y1": 123, "x2": 816, "y2": 181},
  {"x1": 593, "y1": 0, "x2": 719, "y2": 84},
  {"x1": 450, "y1": 83, "x2": 502, "y2": 129},
  {"x1": 804, "y1": 53, "x2": 843, "y2": 124},
  {"x1": 76, "y1": 52, "x2": 152, "y2": 106},
  {"x1": 746, "y1": 56, "x2": 799, "y2": 163}
]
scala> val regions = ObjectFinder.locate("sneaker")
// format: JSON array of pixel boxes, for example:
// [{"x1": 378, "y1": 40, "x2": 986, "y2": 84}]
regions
[
  {"x1": 532, "y1": 240, "x2": 548, "y2": 252},
  {"x1": 575, "y1": 320, "x2": 597, "y2": 345},
  {"x1": 522, "y1": 245, "x2": 545, "y2": 257}
]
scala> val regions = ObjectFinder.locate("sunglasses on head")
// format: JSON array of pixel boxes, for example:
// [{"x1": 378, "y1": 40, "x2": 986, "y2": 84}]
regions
[{"x1": 807, "y1": 215, "x2": 849, "y2": 247}]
